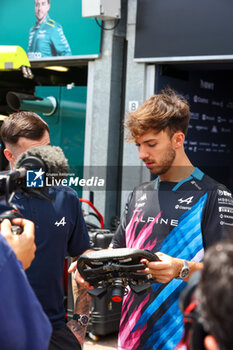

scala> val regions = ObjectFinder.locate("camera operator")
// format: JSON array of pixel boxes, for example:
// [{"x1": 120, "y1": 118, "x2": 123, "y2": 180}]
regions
[
  {"x1": 197, "y1": 240, "x2": 233, "y2": 350},
  {"x1": 0, "y1": 217, "x2": 52, "y2": 350},
  {"x1": 1, "y1": 111, "x2": 91, "y2": 350}
]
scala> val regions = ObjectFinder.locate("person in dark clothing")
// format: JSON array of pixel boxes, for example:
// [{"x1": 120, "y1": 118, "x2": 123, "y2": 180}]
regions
[{"x1": 1, "y1": 111, "x2": 91, "y2": 350}]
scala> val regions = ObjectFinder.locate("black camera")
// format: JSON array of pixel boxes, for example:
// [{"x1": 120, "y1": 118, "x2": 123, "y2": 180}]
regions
[
  {"x1": 0, "y1": 145, "x2": 68, "y2": 235},
  {"x1": 0, "y1": 169, "x2": 29, "y2": 235},
  {"x1": 0, "y1": 209, "x2": 24, "y2": 235},
  {"x1": 0, "y1": 159, "x2": 48, "y2": 235}
]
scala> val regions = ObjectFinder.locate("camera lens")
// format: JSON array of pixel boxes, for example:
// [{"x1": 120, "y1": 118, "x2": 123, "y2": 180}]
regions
[{"x1": 112, "y1": 278, "x2": 124, "y2": 302}]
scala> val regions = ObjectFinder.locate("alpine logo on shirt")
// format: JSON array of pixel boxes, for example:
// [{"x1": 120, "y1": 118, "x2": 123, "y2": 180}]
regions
[
  {"x1": 135, "y1": 214, "x2": 179, "y2": 227},
  {"x1": 175, "y1": 196, "x2": 194, "y2": 210},
  {"x1": 55, "y1": 217, "x2": 67, "y2": 227}
]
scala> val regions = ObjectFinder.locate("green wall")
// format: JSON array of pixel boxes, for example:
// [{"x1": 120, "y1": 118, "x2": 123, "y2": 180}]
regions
[{"x1": 36, "y1": 85, "x2": 86, "y2": 195}]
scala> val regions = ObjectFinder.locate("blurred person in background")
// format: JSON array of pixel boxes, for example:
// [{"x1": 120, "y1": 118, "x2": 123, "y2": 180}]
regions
[
  {"x1": 197, "y1": 240, "x2": 233, "y2": 350},
  {"x1": 0, "y1": 217, "x2": 52, "y2": 350}
]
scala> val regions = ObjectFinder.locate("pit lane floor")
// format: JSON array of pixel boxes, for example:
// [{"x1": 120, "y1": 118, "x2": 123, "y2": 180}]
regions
[{"x1": 84, "y1": 332, "x2": 118, "y2": 349}]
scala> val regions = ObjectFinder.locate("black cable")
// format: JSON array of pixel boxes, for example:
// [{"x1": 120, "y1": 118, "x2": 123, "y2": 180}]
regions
[
  {"x1": 95, "y1": 18, "x2": 120, "y2": 31},
  {"x1": 85, "y1": 212, "x2": 101, "y2": 224}
]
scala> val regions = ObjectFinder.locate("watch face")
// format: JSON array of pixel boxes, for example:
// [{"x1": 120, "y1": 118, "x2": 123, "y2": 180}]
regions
[
  {"x1": 180, "y1": 268, "x2": 189, "y2": 279},
  {"x1": 80, "y1": 315, "x2": 89, "y2": 325}
]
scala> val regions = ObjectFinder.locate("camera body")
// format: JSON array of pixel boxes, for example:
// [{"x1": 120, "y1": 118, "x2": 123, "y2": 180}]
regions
[
  {"x1": 0, "y1": 170, "x2": 28, "y2": 235},
  {"x1": 0, "y1": 209, "x2": 24, "y2": 234}
]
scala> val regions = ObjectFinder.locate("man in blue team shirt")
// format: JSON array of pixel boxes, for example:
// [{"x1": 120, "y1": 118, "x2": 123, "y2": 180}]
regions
[
  {"x1": 0, "y1": 217, "x2": 52, "y2": 350},
  {"x1": 110, "y1": 88, "x2": 233, "y2": 349},
  {"x1": 28, "y1": 0, "x2": 71, "y2": 59},
  {"x1": 1, "y1": 111, "x2": 91, "y2": 350}
]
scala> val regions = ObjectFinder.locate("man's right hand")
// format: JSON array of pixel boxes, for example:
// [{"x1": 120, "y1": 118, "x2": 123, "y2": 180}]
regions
[
  {"x1": 68, "y1": 249, "x2": 94, "y2": 289},
  {"x1": 0, "y1": 218, "x2": 36, "y2": 270},
  {"x1": 68, "y1": 260, "x2": 92, "y2": 289}
]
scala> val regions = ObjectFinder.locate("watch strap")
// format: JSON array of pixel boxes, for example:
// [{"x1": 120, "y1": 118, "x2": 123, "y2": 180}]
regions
[
  {"x1": 178, "y1": 260, "x2": 190, "y2": 279},
  {"x1": 73, "y1": 314, "x2": 81, "y2": 322}
]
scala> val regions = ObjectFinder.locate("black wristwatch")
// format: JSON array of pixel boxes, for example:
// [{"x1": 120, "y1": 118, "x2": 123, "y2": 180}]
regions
[
  {"x1": 178, "y1": 260, "x2": 190, "y2": 279},
  {"x1": 73, "y1": 313, "x2": 89, "y2": 326}
]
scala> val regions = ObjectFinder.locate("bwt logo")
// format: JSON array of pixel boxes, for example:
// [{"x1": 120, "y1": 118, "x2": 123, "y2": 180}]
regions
[{"x1": 26, "y1": 169, "x2": 45, "y2": 188}]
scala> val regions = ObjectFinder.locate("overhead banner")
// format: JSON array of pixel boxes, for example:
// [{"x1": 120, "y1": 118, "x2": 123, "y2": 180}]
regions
[
  {"x1": 135, "y1": 0, "x2": 233, "y2": 63},
  {"x1": 0, "y1": 0, "x2": 101, "y2": 62}
]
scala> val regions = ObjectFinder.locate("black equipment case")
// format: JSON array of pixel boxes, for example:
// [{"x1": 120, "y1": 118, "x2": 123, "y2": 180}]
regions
[{"x1": 88, "y1": 285, "x2": 122, "y2": 336}]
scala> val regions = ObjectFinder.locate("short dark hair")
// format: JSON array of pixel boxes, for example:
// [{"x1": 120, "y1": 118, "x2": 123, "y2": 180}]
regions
[
  {"x1": 34, "y1": 0, "x2": 50, "y2": 5},
  {"x1": 197, "y1": 240, "x2": 233, "y2": 350},
  {"x1": 1, "y1": 111, "x2": 49, "y2": 145},
  {"x1": 125, "y1": 88, "x2": 190, "y2": 141},
  {"x1": 35, "y1": 0, "x2": 50, "y2": 3}
]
